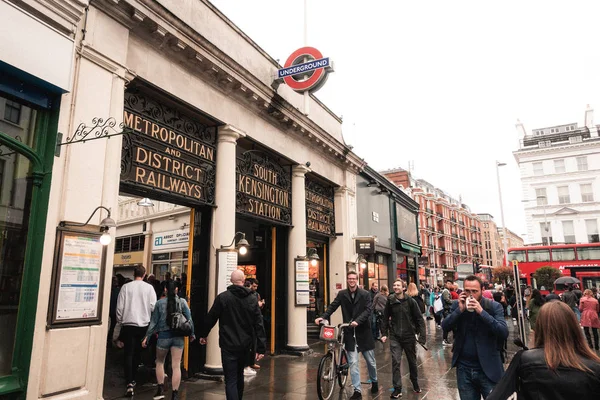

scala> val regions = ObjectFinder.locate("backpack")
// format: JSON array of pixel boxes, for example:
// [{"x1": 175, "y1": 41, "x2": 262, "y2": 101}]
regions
[{"x1": 482, "y1": 298, "x2": 508, "y2": 363}]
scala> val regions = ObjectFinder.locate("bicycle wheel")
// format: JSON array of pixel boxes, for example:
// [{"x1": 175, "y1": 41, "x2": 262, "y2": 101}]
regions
[
  {"x1": 317, "y1": 352, "x2": 336, "y2": 400},
  {"x1": 337, "y1": 349, "x2": 348, "y2": 388}
]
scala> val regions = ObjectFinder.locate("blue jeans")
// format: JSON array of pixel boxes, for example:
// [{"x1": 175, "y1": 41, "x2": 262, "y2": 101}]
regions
[
  {"x1": 573, "y1": 306, "x2": 581, "y2": 322},
  {"x1": 347, "y1": 348, "x2": 378, "y2": 393},
  {"x1": 457, "y1": 365, "x2": 496, "y2": 400}
]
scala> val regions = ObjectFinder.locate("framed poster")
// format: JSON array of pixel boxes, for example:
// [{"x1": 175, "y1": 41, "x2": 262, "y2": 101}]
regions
[
  {"x1": 295, "y1": 258, "x2": 310, "y2": 306},
  {"x1": 48, "y1": 227, "x2": 107, "y2": 328}
]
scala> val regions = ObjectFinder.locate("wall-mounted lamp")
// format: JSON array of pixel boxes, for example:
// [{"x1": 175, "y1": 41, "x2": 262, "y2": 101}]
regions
[
  {"x1": 357, "y1": 254, "x2": 368, "y2": 269},
  {"x1": 221, "y1": 232, "x2": 249, "y2": 255},
  {"x1": 377, "y1": 187, "x2": 389, "y2": 195},
  {"x1": 307, "y1": 248, "x2": 320, "y2": 267},
  {"x1": 59, "y1": 206, "x2": 116, "y2": 246},
  {"x1": 366, "y1": 179, "x2": 378, "y2": 187},
  {"x1": 137, "y1": 197, "x2": 154, "y2": 207}
]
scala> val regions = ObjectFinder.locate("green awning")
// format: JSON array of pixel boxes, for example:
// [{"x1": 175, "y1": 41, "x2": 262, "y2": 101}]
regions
[{"x1": 398, "y1": 240, "x2": 422, "y2": 255}]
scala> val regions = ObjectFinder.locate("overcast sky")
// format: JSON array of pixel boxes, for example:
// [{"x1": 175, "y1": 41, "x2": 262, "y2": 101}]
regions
[{"x1": 211, "y1": 0, "x2": 600, "y2": 238}]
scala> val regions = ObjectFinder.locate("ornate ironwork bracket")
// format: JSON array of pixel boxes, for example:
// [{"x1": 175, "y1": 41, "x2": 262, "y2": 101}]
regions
[{"x1": 55, "y1": 117, "x2": 134, "y2": 157}]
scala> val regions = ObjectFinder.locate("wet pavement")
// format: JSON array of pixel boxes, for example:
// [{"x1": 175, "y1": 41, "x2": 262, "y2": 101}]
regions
[{"x1": 104, "y1": 318, "x2": 525, "y2": 400}]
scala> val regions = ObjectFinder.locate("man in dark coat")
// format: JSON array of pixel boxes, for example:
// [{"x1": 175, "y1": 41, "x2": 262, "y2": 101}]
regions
[
  {"x1": 199, "y1": 270, "x2": 266, "y2": 400},
  {"x1": 442, "y1": 275, "x2": 508, "y2": 400},
  {"x1": 381, "y1": 279, "x2": 426, "y2": 398},
  {"x1": 316, "y1": 271, "x2": 378, "y2": 399}
]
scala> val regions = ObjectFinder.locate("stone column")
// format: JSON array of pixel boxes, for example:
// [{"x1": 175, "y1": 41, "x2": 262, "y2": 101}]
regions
[
  {"x1": 286, "y1": 164, "x2": 311, "y2": 352},
  {"x1": 204, "y1": 125, "x2": 245, "y2": 373}
]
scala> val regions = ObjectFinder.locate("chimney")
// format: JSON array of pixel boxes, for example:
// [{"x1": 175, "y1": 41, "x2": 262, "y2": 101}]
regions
[{"x1": 515, "y1": 119, "x2": 527, "y2": 147}]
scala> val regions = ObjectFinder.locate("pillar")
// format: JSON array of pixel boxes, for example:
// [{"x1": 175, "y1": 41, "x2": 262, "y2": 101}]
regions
[
  {"x1": 286, "y1": 164, "x2": 311, "y2": 351},
  {"x1": 204, "y1": 125, "x2": 245, "y2": 373}
]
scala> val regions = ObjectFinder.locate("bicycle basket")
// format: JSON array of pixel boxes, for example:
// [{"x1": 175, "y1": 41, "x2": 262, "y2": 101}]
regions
[{"x1": 319, "y1": 325, "x2": 338, "y2": 342}]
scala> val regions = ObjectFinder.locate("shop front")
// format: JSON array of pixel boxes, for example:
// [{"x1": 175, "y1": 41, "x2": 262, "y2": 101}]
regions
[
  {"x1": 356, "y1": 170, "x2": 395, "y2": 289},
  {"x1": 305, "y1": 176, "x2": 336, "y2": 327},
  {"x1": 394, "y1": 195, "x2": 421, "y2": 285}
]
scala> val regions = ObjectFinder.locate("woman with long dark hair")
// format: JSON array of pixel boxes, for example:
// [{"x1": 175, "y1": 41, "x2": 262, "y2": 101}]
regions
[
  {"x1": 490, "y1": 301, "x2": 600, "y2": 400},
  {"x1": 143, "y1": 280, "x2": 194, "y2": 400}
]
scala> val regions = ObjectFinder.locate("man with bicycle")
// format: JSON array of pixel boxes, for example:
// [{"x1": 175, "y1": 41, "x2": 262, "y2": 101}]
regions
[
  {"x1": 380, "y1": 279, "x2": 426, "y2": 398},
  {"x1": 315, "y1": 270, "x2": 378, "y2": 399}
]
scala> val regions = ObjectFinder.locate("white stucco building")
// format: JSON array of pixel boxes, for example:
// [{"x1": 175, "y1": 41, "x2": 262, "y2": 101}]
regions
[{"x1": 514, "y1": 107, "x2": 600, "y2": 246}]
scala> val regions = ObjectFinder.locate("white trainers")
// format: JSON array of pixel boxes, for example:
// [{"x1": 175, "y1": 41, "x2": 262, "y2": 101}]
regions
[
  {"x1": 442, "y1": 340, "x2": 452, "y2": 347},
  {"x1": 244, "y1": 367, "x2": 257, "y2": 376}
]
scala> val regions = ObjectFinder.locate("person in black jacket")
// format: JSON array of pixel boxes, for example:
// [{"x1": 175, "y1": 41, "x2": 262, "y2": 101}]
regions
[
  {"x1": 489, "y1": 301, "x2": 600, "y2": 400},
  {"x1": 199, "y1": 270, "x2": 266, "y2": 400},
  {"x1": 315, "y1": 271, "x2": 378, "y2": 400},
  {"x1": 381, "y1": 279, "x2": 426, "y2": 398}
]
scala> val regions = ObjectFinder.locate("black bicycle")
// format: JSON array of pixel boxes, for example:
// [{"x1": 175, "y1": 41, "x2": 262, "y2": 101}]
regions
[{"x1": 317, "y1": 322, "x2": 350, "y2": 400}]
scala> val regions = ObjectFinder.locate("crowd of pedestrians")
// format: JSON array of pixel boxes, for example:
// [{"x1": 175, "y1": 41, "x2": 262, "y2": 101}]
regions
[{"x1": 110, "y1": 264, "x2": 600, "y2": 400}]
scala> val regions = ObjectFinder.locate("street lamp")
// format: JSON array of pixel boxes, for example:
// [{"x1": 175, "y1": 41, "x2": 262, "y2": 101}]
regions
[
  {"x1": 496, "y1": 161, "x2": 509, "y2": 266},
  {"x1": 521, "y1": 196, "x2": 549, "y2": 244}
]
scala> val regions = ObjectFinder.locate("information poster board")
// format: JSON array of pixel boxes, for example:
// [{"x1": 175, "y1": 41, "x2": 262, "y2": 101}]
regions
[
  {"x1": 48, "y1": 227, "x2": 107, "y2": 328},
  {"x1": 295, "y1": 259, "x2": 310, "y2": 306},
  {"x1": 217, "y1": 249, "x2": 239, "y2": 295}
]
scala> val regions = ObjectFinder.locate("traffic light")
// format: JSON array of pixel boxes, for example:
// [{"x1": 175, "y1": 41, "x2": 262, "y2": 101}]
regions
[{"x1": 476, "y1": 263, "x2": 482, "y2": 273}]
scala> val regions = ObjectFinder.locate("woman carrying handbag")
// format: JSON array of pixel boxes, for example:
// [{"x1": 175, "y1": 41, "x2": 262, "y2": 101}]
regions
[
  {"x1": 143, "y1": 280, "x2": 195, "y2": 400},
  {"x1": 488, "y1": 301, "x2": 600, "y2": 400}
]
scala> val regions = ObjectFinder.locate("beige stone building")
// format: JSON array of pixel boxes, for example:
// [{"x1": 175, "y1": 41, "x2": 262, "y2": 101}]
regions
[
  {"x1": 477, "y1": 213, "x2": 504, "y2": 267},
  {"x1": 499, "y1": 227, "x2": 525, "y2": 251},
  {"x1": 0, "y1": 1, "x2": 366, "y2": 398}
]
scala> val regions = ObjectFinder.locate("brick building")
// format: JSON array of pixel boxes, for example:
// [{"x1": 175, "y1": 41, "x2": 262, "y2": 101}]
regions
[{"x1": 382, "y1": 168, "x2": 484, "y2": 285}]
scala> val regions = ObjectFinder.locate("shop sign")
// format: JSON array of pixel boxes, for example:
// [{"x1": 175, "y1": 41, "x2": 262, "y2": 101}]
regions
[
  {"x1": 276, "y1": 47, "x2": 334, "y2": 93},
  {"x1": 305, "y1": 178, "x2": 335, "y2": 236},
  {"x1": 121, "y1": 91, "x2": 217, "y2": 205},
  {"x1": 113, "y1": 251, "x2": 144, "y2": 267},
  {"x1": 355, "y1": 237, "x2": 376, "y2": 254},
  {"x1": 236, "y1": 151, "x2": 291, "y2": 225},
  {"x1": 396, "y1": 204, "x2": 418, "y2": 244},
  {"x1": 152, "y1": 228, "x2": 190, "y2": 251},
  {"x1": 418, "y1": 256, "x2": 429, "y2": 266}
]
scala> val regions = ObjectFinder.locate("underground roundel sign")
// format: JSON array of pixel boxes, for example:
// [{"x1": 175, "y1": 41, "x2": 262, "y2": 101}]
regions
[{"x1": 276, "y1": 47, "x2": 333, "y2": 93}]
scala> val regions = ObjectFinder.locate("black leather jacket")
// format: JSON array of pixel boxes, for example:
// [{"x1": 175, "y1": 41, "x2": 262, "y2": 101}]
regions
[{"x1": 518, "y1": 348, "x2": 600, "y2": 400}]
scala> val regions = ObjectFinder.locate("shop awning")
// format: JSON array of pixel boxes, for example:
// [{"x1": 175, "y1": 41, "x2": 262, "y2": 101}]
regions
[{"x1": 397, "y1": 239, "x2": 422, "y2": 256}]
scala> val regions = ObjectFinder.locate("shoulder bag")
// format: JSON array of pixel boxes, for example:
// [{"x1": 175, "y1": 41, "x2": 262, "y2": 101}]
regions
[{"x1": 171, "y1": 298, "x2": 193, "y2": 337}]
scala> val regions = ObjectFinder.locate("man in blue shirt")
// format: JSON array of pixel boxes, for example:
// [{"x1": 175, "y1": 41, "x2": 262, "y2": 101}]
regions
[{"x1": 442, "y1": 275, "x2": 508, "y2": 400}]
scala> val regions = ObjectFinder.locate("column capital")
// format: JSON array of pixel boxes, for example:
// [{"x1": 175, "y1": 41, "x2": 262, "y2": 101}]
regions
[
  {"x1": 292, "y1": 164, "x2": 311, "y2": 177},
  {"x1": 218, "y1": 124, "x2": 246, "y2": 144}
]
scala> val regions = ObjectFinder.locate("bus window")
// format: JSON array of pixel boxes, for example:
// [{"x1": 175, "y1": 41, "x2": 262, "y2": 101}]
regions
[
  {"x1": 551, "y1": 248, "x2": 576, "y2": 261},
  {"x1": 508, "y1": 250, "x2": 526, "y2": 262},
  {"x1": 528, "y1": 249, "x2": 550, "y2": 262},
  {"x1": 577, "y1": 246, "x2": 600, "y2": 260}
]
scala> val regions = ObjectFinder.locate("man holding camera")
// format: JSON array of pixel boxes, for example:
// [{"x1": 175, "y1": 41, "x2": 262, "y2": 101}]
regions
[{"x1": 442, "y1": 275, "x2": 508, "y2": 400}]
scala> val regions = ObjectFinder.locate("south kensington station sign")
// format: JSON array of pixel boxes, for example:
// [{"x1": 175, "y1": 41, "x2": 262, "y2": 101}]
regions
[{"x1": 121, "y1": 91, "x2": 217, "y2": 205}]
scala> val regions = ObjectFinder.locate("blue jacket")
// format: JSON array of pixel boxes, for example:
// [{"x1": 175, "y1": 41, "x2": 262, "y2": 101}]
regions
[
  {"x1": 441, "y1": 297, "x2": 508, "y2": 383},
  {"x1": 145, "y1": 296, "x2": 194, "y2": 341}
]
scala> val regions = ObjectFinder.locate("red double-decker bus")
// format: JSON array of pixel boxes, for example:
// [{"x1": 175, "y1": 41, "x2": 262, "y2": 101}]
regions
[{"x1": 507, "y1": 243, "x2": 600, "y2": 292}]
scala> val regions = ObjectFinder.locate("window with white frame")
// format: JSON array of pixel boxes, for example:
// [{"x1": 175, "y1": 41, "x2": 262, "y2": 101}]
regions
[
  {"x1": 533, "y1": 162, "x2": 544, "y2": 176},
  {"x1": 586, "y1": 219, "x2": 599, "y2": 243},
  {"x1": 581, "y1": 184, "x2": 594, "y2": 202},
  {"x1": 535, "y1": 188, "x2": 547, "y2": 205},
  {"x1": 562, "y1": 221, "x2": 575, "y2": 243},
  {"x1": 540, "y1": 222, "x2": 552, "y2": 245},
  {"x1": 577, "y1": 156, "x2": 588, "y2": 171},
  {"x1": 558, "y1": 186, "x2": 570, "y2": 204},
  {"x1": 554, "y1": 159, "x2": 566, "y2": 173}
]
